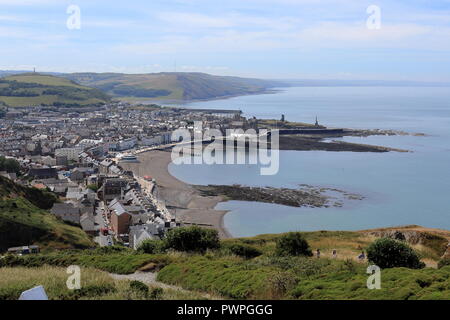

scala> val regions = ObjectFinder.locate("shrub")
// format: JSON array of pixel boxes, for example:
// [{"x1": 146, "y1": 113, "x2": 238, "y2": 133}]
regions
[
  {"x1": 367, "y1": 238, "x2": 425, "y2": 269},
  {"x1": 342, "y1": 258, "x2": 357, "y2": 274},
  {"x1": 437, "y1": 258, "x2": 450, "y2": 269},
  {"x1": 138, "y1": 239, "x2": 166, "y2": 254},
  {"x1": 93, "y1": 245, "x2": 130, "y2": 255},
  {"x1": 60, "y1": 284, "x2": 116, "y2": 300},
  {"x1": 164, "y1": 226, "x2": 220, "y2": 253},
  {"x1": 275, "y1": 232, "x2": 313, "y2": 257},
  {"x1": 268, "y1": 271, "x2": 297, "y2": 298},
  {"x1": 149, "y1": 287, "x2": 164, "y2": 300},
  {"x1": 223, "y1": 243, "x2": 262, "y2": 259},
  {"x1": 129, "y1": 280, "x2": 149, "y2": 296},
  {"x1": 87, "y1": 184, "x2": 98, "y2": 192}
]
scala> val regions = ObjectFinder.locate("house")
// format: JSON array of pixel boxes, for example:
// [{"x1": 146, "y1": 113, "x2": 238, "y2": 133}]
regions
[
  {"x1": 70, "y1": 167, "x2": 93, "y2": 183},
  {"x1": 129, "y1": 223, "x2": 163, "y2": 250},
  {"x1": 7, "y1": 245, "x2": 40, "y2": 255},
  {"x1": 70, "y1": 168, "x2": 86, "y2": 182},
  {"x1": 80, "y1": 212, "x2": 96, "y2": 235},
  {"x1": 55, "y1": 155, "x2": 68, "y2": 166},
  {"x1": 109, "y1": 199, "x2": 131, "y2": 235},
  {"x1": 55, "y1": 147, "x2": 83, "y2": 161},
  {"x1": 116, "y1": 138, "x2": 137, "y2": 151},
  {"x1": 50, "y1": 203, "x2": 81, "y2": 224},
  {"x1": 28, "y1": 167, "x2": 57, "y2": 179},
  {"x1": 99, "y1": 178, "x2": 128, "y2": 202},
  {"x1": 99, "y1": 159, "x2": 113, "y2": 174}
]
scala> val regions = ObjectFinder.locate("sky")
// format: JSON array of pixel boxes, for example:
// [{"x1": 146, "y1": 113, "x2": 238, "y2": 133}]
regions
[{"x1": 1, "y1": 0, "x2": 450, "y2": 81}]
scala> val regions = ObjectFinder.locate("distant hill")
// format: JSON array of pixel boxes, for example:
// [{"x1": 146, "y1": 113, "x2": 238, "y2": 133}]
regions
[
  {"x1": 63, "y1": 72, "x2": 286, "y2": 101},
  {"x1": 0, "y1": 73, "x2": 110, "y2": 107},
  {"x1": 0, "y1": 176, "x2": 95, "y2": 252}
]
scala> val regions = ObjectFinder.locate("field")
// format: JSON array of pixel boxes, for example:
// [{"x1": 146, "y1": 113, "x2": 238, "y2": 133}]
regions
[
  {"x1": 0, "y1": 266, "x2": 207, "y2": 300},
  {"x1": 4, "y1": 74, "x2": 86, "y2": 88},
  {"x1": 2, "y1": 226, "x2": 449, "y2": 300},
  {"x1": 63, "y1": 72, "x2": 283, "y2": 101},
  {"x1": 0, "y1": 73, "x2": 110, "y2": 107}
]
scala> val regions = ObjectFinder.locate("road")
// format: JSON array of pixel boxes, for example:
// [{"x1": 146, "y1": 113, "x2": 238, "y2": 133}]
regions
[{"x1": 93, "y1": 201, "x2": 113, "y2": 247}]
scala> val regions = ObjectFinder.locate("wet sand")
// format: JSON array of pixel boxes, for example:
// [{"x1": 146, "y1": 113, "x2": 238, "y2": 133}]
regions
[{"x1": 121, "y1": 150, "x2": 232, "y2": 238}]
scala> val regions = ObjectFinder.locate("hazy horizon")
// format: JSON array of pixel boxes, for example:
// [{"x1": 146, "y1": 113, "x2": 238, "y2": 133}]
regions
[{"x1": 1, "y1": 1, "x2": 450, "y2": 81}]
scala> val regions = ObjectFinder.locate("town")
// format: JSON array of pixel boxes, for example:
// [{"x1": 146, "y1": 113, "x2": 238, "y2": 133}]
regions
[{"x1": 0, "y1": 102, "x2": 251, "y2": 250}]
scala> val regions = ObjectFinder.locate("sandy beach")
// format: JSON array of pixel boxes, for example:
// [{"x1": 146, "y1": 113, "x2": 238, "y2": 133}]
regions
[{"x1": 121, "y1": 150, "x2": 232, "y2": 238}]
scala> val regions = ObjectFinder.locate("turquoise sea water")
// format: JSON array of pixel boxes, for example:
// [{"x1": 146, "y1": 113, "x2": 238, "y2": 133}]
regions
[{"x1": 168, "y1": 87, "x2": 450, "y2": 237}]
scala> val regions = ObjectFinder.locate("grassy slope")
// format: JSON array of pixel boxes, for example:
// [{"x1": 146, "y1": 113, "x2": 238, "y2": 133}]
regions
[
  {"x1": 157, "y1": 228, "x2": 450, "y2": 299},
  {"x1": 0, "y1": 73, "x2": 110, "y2": 107},
  {"x1": 0, "y1": 176, "x2": 95, "y2": 251},
  {"x1": 0, "y1": 266, "x2": 206, "y2": 300},
  {"x1": 2, "y1": 226, "x2": 449, "y2": 300},
  {"x1": 64, "y1": 72, "x2": 283, "y2": 101}
]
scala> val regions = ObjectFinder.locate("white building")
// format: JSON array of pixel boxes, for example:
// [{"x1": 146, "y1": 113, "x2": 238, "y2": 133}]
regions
[
  {"x1": 55, "y1": 147, "x2": 83, "y2": 162},
  {"x1": 116, "y1": 138, "x2": 137, "y2": 151}
]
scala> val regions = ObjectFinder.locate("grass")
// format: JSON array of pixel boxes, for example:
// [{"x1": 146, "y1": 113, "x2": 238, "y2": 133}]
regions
[
  {"x1": 0, "y1": 198, "x2": 95, "y2": 251},
  {"x1": 2, "y1": 227, "x2": 449, "y2": 300},
  {"x1": 0, "y1": 176, "x2": 95, "y2": 252},
  {"x1": 5, "y1": 74, "x2": 86, "y2": 88},
  {"x1": 157, "y1": 255, "x2": 277, "y2": 299},
  {"x1": 292, "y1": 265, "x2": 450, "y2": 300},
  {"x1": 0, "y1": 73, "x2": 109, "y2": 107},
  {"x1": 0, "y1": 266, "x2": 207, "y2": 300},
  {"x1": 0, "y1": 249, "x2": 174, "y2": 275},
  {"x1": 65, "y1": 72, "x2": 279, "y2": 101}
]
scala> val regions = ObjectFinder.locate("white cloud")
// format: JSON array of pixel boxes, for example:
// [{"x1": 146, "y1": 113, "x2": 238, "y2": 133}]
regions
[
  {"x1": 0, "y1": 0, "x2": 59, "y2": 5},
  {"x1": 157, "y1": 12, "x2": 234, "y2": 28}
]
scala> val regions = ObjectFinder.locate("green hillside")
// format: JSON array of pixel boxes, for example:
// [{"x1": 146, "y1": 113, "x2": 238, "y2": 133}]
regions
[
  {"x1": 0, "y1": 176, "x2": 95, "y2": 252},
  {"x1": 0, "y1": 73, "x2": 110, "y2": 107},
  {"x1": 64, "y1": 72, "x2": 284, "y2": 101},
  {"x1": 2, "y1": 226, "x2": 449, "y2": 300}
]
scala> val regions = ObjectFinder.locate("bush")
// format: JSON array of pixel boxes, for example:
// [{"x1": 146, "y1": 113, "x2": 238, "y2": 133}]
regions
[
  {"x1": 367, "y1": 238, "x2": 425, "y2": 269},
  {"x1": 87, "y1": 184, "x2": 98, "y2": 192},
  {"x1": 275, "y1": 232, "x2": 313, "y2": 257},
  {"x1": 268, "y1": 271, "x2": 297, "y2": 298},
  {"x1": 149, "y1": 287, "x2": 164, "y2": 300},
  {"x1": 437, "y1": 258, "x2": 450, "y2": 269},
  {"x1": 164, "y1": 226, "x2": 220, "y2": 253},
  {"x1": 223, "y1": 243, "x2": 262, "y2": 259},
  {"x1": 138, "y1": 239, "x2": 166, "y2": 254},
  {"x1": 129, "y1": 280, "x2": 149, "y2": 296}
]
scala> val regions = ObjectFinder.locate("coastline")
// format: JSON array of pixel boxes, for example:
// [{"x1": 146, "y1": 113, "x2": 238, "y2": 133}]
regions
[
  {"x1": 120, "y1": 88, "x2": 281, "y2": 106},
  {"x1": 120, "y1": 150, "x2": 233, "y2": 238}
]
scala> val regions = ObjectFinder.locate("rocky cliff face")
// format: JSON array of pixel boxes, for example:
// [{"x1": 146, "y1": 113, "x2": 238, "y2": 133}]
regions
[{"x1": 363, "y1": 227, "x2": 450, "y2": 258}]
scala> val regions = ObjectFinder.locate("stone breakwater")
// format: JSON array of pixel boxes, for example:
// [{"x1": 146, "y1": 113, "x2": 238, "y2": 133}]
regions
[{"x1": 194, "y1": 184, "x2": 364, "y2": 208}]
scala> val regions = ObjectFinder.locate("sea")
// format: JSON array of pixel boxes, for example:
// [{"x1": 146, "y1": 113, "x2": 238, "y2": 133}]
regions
[{"x1": 167, "y1": 87, "x2": 450, "y2": 237}]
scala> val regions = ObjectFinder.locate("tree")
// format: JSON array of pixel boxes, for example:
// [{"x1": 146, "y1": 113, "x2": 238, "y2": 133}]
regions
[
  {"x1": 223, "y1": 243, "x2": 262, "y2": 259},
  {"x1": 275, "y1": 232, "x2": 313, "y2": 257},
  {"x1": 164, "y1": 226, "x2": 220, "y2": 253},
  {"x1": 138, "y1": 239, "x2": 166, "y2": 254},
  {"x1": 86, "y1": 184, "x2": 98, "y2": 192},
  {"x1": 367, "y1": 238, "x2": 425, "y2": 269},
  {"x1": 0, "y1": 156, "x2": 20, "y2": 174},
  {"x1": 438, "y1": 258, "x2": 450, "y2": 269}
]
